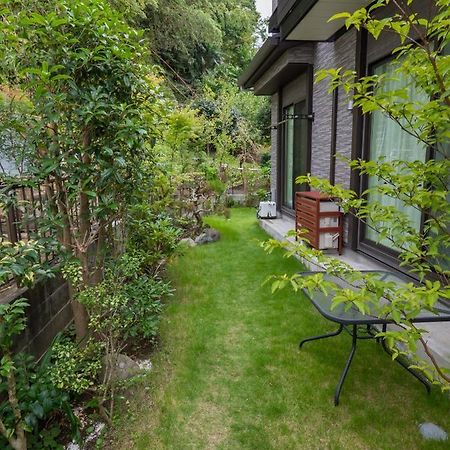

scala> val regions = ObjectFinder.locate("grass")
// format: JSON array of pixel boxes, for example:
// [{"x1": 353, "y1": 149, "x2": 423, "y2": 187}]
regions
[{"x1": 109, "y1": 208, "x2": 449, "y2": 449}]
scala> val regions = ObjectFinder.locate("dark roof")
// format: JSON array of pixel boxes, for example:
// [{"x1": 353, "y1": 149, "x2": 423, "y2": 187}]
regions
[{"x1": 269, "y1": 0, "x2": 318, "y2": 40}]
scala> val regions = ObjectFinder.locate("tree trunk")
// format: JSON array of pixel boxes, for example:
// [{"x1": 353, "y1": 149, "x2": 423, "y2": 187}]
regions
[
  {"x1": 71, "y1": 128, "x2": 94, "y2": 341},
  {"x1": 92, "y1": 220, "x2": 106, "y2": 285},
  {"x1": 6, "y1": 355, "x2": 27, "y2": 450}
]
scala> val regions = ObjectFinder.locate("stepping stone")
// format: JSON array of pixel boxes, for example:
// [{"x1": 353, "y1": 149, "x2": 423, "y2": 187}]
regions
[{"x1": 419, "y1": 423, "x2": 448, "y2": 441}]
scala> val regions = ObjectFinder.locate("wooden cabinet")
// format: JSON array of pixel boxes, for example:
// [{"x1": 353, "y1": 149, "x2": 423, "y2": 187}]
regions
[{"x1": 295, "y1": 191, "x2": 343, "y2": 255}]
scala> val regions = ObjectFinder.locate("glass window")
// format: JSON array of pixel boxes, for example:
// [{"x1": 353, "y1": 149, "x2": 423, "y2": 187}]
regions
[
  {"x1": 282, "y1": 101, "x2": 308, "y2": 209},
  {"x1": 365, "y1": 59, "x2": 427, "y2": 250},
  {"x1": 283, "y1": 105, "x2": 295, "y2": 209}
]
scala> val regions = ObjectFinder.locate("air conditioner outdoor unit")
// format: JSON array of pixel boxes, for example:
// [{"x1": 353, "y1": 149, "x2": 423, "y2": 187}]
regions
[{"x1": 257, "y1": 201, "x2": 277, "y2": 219}]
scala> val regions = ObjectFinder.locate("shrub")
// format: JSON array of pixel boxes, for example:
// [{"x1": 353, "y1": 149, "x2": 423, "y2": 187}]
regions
[
  {"x1": 49, "y1": 337, "x2": 103, "y2": 396},
  {"x1": 0, "y1": 301, "x2": 79, "y2": 450},
  {"x1": 127, "y1": 205, "x2": 181, "y2": 274}
]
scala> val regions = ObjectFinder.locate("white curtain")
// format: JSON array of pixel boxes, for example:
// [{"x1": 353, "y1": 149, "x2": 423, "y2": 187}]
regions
[{"x1": 366, "y1": 60, "x2": 426, "y2": 249}]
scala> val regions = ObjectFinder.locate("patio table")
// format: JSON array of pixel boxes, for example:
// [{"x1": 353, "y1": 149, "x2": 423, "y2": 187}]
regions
[{"x1": 298, "y1": 270, "x2": 450, "y2": 405}]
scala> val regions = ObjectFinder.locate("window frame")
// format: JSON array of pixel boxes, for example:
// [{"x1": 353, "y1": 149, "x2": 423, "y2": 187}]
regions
[{"x1": 357, "y1": 54, "x2": 431, "y2": 268}]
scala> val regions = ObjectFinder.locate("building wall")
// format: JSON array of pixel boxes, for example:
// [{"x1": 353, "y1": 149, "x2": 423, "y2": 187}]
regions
[
  {"x1": 310, "y1": 30, "x2": 356, "y2": 185},
  {"x1": 268, "y1": 29, "x2": 357, "y2": 241},
  {"x1": 270, "y1": 92, "x2": 279, "y2": 201},
  {"x1": 281, "y1": 72, "x2": 308, "y2": 108},
  {"x1": 334, "y1": 29, "x2": 357, "y2": 189},
  {"x1": 310, "y1": 42, "x2": 334, "y2": 181}
]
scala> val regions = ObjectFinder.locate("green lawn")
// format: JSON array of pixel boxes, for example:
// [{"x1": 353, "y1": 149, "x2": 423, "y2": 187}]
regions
[{"x1": 110, "y1": 208, "x2": 449, "y2": 449}]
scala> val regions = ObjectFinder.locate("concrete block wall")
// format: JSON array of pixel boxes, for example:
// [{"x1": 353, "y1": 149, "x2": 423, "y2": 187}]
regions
[{"x1": 3, "y1": 273, "x2": 73, "y2": 359}]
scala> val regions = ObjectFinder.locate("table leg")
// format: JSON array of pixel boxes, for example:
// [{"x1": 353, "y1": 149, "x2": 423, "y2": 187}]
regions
[
  {"x1": 334, "y1": 324, "x2": 357, "y2": 406},
  {"x1": 380, "y1": 325, "x2": 431, "y2": 393},
  {"x1": 299, "y1": 324, "x2": 344, "y2": 349}
]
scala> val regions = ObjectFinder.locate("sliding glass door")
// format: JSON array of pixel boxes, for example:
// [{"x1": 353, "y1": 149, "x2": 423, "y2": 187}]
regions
[
  {"x1": 283, "y1": 105, "x2": 295, "y2": 209},
  {"x1": 282, "y1": 101, "x2": 309, "y2": 210}
]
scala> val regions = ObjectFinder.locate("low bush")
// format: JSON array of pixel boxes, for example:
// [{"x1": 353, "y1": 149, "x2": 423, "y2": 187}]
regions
[
  {"x1": 0, "y1": 300, "x2": 79, "y2": 450},
  {"x1": 49, "y1": 337, "x2": 103, "y2": 396},
  {"x1": 127, "y1": 205, "x2": 181, "y2": 275}
]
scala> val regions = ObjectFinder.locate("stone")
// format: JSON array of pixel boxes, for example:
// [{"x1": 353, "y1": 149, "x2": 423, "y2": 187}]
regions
[
  {"x1": 194, "y1": 228, "x2": 221, "y2": 245},
  {"x1": 180, "y1": 237, "x2": 196, "y2": 247},
  {"x1": 100, "y1": 354, "x2": 140, "y2": 382},
  {"x1": 136, "y1": 358, "x2": 153, "y2": 371},
  {"x1": 419, "y1": 423, "x2": 448, "y2": 441}
]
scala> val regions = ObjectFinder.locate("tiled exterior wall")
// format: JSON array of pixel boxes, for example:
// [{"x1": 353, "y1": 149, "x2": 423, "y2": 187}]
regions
[
  {"x1": 310, "y1": 30, "x2": 356, "y2": 185},
  {"x1": 310, "y1": 42, "x2": 334, "y2": 181},
  {"x1": 270, "y1": 92, "x2": 279, "y2": 201},
  {"x1": 334, "y1": 30, "x2": 357, "y2": 189}
]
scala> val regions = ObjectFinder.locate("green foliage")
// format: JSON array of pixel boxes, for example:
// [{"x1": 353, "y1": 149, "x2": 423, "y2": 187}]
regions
[
  {"x1": 0, "y1": 239, "x2": 55, "y2": 288},
  {"x1": 266, "y1": 0, "x2": 450, "y2": 388},
  {"x1": 0, "y1": 299, "x2": 29, "y2": 351},
  {"x1": 0, "y1": 353, "x2": 79, "y2": 450},
  {"x1": 78, "y1": 251, "x2": 171, "y2": 345},
  {"x1": 141, "y1": 0, "x2": 259, "y2": 89},
  {"x1": 121, "y1": 275, "x2": 168, "y2": 341},
  {"x1": 0, "y1": 0, "x2": 171, "y2": 339},
  {"x1": 0, "y1": 300, "x2": 79, "y2": 449},
  {"x1": 127, "y1": 206, "x2": 181, "y2": 274},
  {"x1": 49, "y1": 337, "x2": 103, "y2": 395},
  {"x1": 0, "y1": 0, "x2": 168, "y2": 250}
]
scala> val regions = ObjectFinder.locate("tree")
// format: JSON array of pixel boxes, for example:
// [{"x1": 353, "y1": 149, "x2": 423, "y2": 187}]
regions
[
  {"x1": 264, "y1": 0, "x2": 450, "y2": 388},
  {"x1": 0, "y1": 0, "x2": 166, "y2": 340},
  {"x1": 139, "y1": 0, "x2": 259, "y2": 93}
]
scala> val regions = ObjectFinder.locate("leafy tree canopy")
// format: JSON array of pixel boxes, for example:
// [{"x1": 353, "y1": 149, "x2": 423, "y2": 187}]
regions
[{"x1": 135, "y1": 0, "x2": 259, "y2": 91}]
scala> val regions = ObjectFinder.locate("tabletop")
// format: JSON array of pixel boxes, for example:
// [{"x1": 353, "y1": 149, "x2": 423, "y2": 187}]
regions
[{"x1": 300, "y1": 270, "x2": 450, "y2": 326}]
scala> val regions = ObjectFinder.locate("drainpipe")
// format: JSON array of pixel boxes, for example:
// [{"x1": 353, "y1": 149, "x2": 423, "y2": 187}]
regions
[{"x1": 329, "y1": 88, "x2": 338, "y2": 185}]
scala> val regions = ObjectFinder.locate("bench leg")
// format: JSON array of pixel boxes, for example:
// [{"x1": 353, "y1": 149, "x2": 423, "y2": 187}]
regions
[
  {"x1": 299, "y1": 324, "x2": 344, "y2": 349},
  {"x1": 334, "y1": 324, "x2": 357, "y2": 406}
]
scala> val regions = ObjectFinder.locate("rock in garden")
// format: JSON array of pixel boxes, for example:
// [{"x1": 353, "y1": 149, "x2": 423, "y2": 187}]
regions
[
  {"x1": 194, "y1": 228, "x2": 221, "y2": 245},
  {"x1": 136, "y1": 358, "x2": 153, "y2": 371},
  {"x1": 100, "y1": 354, "x2": 141, "y2": 382},
  {"x1": 180, "y1": 237, "x2": 196, "y2": 247},
  {"x1": 419, "y1": 423, "x2": 448, "y2": 441}
]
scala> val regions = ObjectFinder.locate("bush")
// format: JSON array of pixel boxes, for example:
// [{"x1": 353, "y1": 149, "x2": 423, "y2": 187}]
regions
[
  {"x1": 0, "y1": 353, "x2": 79, "y2": 449},
  {"x1": 127, "y1": 205, "x2": 181, "y2": 274},
  {"x1": 75, "y1": 251, "x2": 172, "y2": 422},
  {"x1": 79, "y1": 252, "x2": 172, "y2": 345},
  {"x1": 122, "y1": 276, "x2": 170, "y2": 342},
  {"x1": 49, "y1": 337, "x2": 103, "y2": 396}
]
